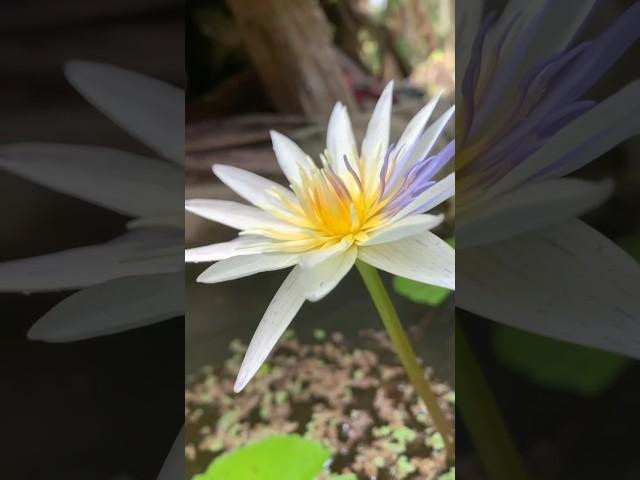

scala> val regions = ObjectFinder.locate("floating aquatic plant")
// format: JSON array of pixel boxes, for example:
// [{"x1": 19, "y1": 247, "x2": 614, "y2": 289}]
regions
[{"x1": 186, "y1": 82, "x2": 455, "y2": 459}]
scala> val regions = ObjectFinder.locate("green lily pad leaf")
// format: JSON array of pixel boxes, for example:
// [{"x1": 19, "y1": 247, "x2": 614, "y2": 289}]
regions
[
  {"x1": 393, "y1": 276, "x2": 452, "y2": 306},
  {"x1": 617, "y1": 235, "x2": 640, "y2": 261},
  {"x1": 392, "y1": 238, "x2": 454, "y2": 306},
  {"x1": 493, "y1": 325, "x2": 631, "y2": 395},
  {"x1": 438, "y1": 467, "x2": 455, "y2": 480},
  {"x1": 430, "y1": 432, "x2": 445, "y2": 451},
  {"x1": 194, "y1": 434, "x2": 331, "y2": 480},
  {"x1": 331, "y1": 474, "x2": 358, "y2": 480}
]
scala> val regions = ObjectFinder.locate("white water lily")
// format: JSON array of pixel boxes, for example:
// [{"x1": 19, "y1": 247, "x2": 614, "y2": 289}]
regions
[
  {"x1": 456, "y1": 1, "x2": 640, "y2": 357},
  {"x1": 186, "y1": 82, "x2": 455, "y2": 392},
  {"x1": 0, "y1": 61, "x2": 185, "y2": 480}
]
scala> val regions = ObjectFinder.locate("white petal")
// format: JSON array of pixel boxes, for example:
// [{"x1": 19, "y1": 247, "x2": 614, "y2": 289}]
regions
[
  {"x1": 0, "y1": 229, "x2": 181, "y2": 292},
  {"x1": 234, "y1": 267, "x2": 306, "y2": 392},
  {"x1": 405, "y1": 106, "x2": 455, "y2": 166},
  {"x1": 395, "y1": 93, "x2": 441, "y2": 152},
  {"x1": 327, "y1": 102, "x2": 357, "y2": 165},
  {"x1": 269, "y1": 131, "x2": 316, "y2": 186},
  {"x1": 486, "y1": 80, "x2": 640, "y2": 198},
  {"x1": 298, "y1": 238, "x2": 352, "y2": 269},
  {"x1": 457, "y1": 219, "x2": 640, "y2": 358},
  {"x1": 393, "y1": 173, "x2": 455, "y2": 221},
  {"x1": 157, "y1": 428, "x2": 184, "y2": 480},
  {"x1": 362, "y1": 214, "x2": 444, "y2": 246},
  {"x1": 458, "y1": 178, "x2": 613, "y2": 248},
  {"x1": 185, "y1": 199, "x2": 297, "y2": 233},
  {"x1": 185, "y1": 236, "x2": 268, "y2": 263},
  {"x1": 0, "y1": 143, "x2": 181, "y2": 217},
  {"x1": 28, "y1": 272, "x2": 183, "y2": 342},
  {"x1": 301, "y1": 246, "x2": 357, "y2": 302},
  {"x1": 212, "y1": 164, "x2": 297, "y2": 208},
  {"x1": 64, "y1": 60, "x2": 184, "y2": 163},
  {"x1": 197, "y1": 253, "x2": 298, "y2": 283},
  {"x1": 361, "y1": 81, "x2": 394, "y2": 162},
  {"x1": 358, "y1": 232, "x2": 454, "y2": 289}
]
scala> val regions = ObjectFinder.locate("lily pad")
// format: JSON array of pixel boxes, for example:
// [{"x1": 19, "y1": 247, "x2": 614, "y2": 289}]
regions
[
  {"x1": 617, "y1": 235, "x2": 640, "y2": 261},
  {"x1": 194, "y1": 434, "x2": 331, "y2": 480},
  {"x1": 493, "y1": 325, "x2": 631, "y2": 395}
]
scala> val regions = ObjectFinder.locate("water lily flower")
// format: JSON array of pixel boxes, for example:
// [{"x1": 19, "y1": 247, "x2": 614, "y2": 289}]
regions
[
  {"x1": 186, "y1": 82, "x2": 455, "y2": 392},
  {"x1": 456, "y1": 1, "x2": 640, "y2": 356},
  {"x1": 0, "y1": 61, "x2": 184, "y2": 341},
  {"x1": 0, "y1": 61, "x2": 185, "y2": 480}
]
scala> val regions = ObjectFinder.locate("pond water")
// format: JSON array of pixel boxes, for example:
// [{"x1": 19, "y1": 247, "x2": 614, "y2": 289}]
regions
[{"x1": 185, "y1": 231, "x2": 454, "y2": 479}]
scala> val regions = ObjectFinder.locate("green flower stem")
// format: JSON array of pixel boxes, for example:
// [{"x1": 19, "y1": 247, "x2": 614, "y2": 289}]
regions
[
  {"x1": 456, "y1": 320, "x2": 530, "y2": 480},
  {"x1": 356, "y1": 260, "x2": 455, "y2": 463}
]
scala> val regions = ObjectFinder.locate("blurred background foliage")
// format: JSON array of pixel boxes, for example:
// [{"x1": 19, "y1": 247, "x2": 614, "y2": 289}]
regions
[{"x1": 185, "y1": 0, "x2": 453, "y2": 115}]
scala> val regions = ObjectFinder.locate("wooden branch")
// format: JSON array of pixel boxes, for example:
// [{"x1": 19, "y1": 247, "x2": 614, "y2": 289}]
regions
[{"x1": 226, "y1": 0, "x2": 357, "y2": 120}]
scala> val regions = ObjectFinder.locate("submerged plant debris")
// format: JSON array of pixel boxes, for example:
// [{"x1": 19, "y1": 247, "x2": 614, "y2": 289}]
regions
[{"x1": 186, "y1": 329, "x2": 455, "y2": 479}]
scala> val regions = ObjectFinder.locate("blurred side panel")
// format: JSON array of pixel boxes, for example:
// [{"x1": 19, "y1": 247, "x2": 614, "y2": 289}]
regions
[
  {"x1": 0, "y1": 1, "x2": 185, "y2": 479},
  {"x1": 456, "y1": 0, "x2": 640, "y2": 478}
]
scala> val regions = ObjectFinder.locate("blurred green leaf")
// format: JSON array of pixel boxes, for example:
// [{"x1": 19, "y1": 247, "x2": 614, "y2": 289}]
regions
[
  {"x1": 393, "y1": 276, "x2": 452, "y2": 306},
  {"x1": 430, "y1": 432, "x2": 445, "y2": 451},
  {"x1": 617, "y1": 235, "x2": 640, "y2": 261},
  {"x1": 194, "y1": 434, "x2": 330, "y2": 480},
  {"x1": 393, "y1": 238, "x2": 454, "y2": 306},
  {"x1": 438, "y1": 468, "x2": 455, "y2": 480},
  {"x1": 493, "y1": 325, "x2": 631, "y2": 395}
]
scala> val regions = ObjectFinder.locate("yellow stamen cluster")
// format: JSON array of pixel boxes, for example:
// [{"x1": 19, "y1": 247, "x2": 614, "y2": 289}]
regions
[{"x1": 257, "y1": 155, "x2": 394, "y2": 251}]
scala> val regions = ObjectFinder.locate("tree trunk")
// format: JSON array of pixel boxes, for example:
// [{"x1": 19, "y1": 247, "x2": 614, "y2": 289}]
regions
[{"x1": 227, "y1": 0, "x2": 357, "y2": 120}]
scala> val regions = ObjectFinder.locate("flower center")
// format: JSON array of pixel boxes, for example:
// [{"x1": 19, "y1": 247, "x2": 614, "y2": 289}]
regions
[
  {"x1": 261, "y1": 155, "x2": 392, "y2": 250},
  {"x1": 293, "y1": 163, "x2": 387, "y2": 240}
]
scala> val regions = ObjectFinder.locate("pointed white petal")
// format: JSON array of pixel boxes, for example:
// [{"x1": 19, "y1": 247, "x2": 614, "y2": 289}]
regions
[
  {"x1": 457, "y1": 219, "x2": 640, "y2": 358},
  {"x1": 393, "y1": 173, "x2": 455, "y2": 220},
  {"x1": 185, "y1": 199, "x2": 297, "y2": 233},
  {"x1": 212, "y1": 164, "x2": 297, "y2": 208},
  {"x1": 327, "y1": 102, "x2": 357, "y2": 165},
  {"x1": 358, "y1": 232, "x2": 454, "y2": 289},
  {"x1": 28, "y1": 272, "x2": 183, "y2": 342},
  {"x1": 269, "y1": 131, "x2": 316, "y2": 186},
  {"x1": 362, "y1": 214, "x2": 444, "y2": 246},
  {"x1": 406, "y1": 106, "x2": 455, "y2": 165},
  {"x1": 157, "y1": 428, "x2": 184, "y2": 480},
  {"x1": 234, "y1": 267, "x2": 306, "y2": 392},
  {"x1": 0, "y1": 143, "x2": 181, "y2": 217},
  {"x1": 301, "y1": 246, "x2": 357, "y2": 302},
  {"x1": 0, "y1": 229, "x2": 181, "y2": 292},
  {"x1": 185, "y1": 236, "x2": 269, "y2": 263},
  {"x1": 64, "y1": 60, "x2": 184, "y2": 163},
  {"x1": 361, "y1": 81, "x2": 394, "y2": 162},
  {"x1": 458, "y1": 178, "x2": 613, "y2": 248},
  {"x1": 197, "y1": 253, "x2": 298, "y2": 283},
  {"x1": 395, "y1": 93, "x2": 441, "y2": 152},
  {"x1": 298, "y1": 238, "x2": 352, "y2": 269}
]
